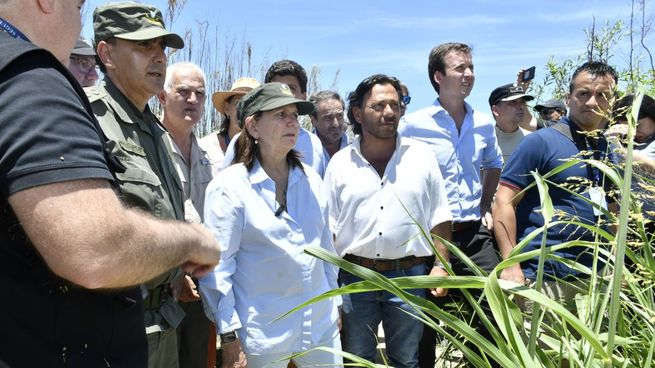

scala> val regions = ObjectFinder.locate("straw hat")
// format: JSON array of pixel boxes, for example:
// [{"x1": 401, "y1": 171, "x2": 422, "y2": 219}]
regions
[{"x1": 212, "y1": 77, "x2": 261, "y2": 114}]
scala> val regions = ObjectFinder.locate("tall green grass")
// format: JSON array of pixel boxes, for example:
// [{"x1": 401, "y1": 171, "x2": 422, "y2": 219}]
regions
[{"x1": 285, "y1": 89, "x2": 654, "y2": 367}]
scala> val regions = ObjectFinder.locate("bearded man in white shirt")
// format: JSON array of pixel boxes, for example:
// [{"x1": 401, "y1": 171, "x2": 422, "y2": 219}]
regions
[{"x1": 323, "y1": 74, "x2": 452, "y2": 368}]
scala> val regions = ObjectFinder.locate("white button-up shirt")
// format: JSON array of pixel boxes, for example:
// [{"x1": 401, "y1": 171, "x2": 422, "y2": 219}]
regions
[
  {"x1": 399, "y1": 99, "x2": 503, "y2": 222},
  {"x1": 323, "y1": 136, "x2": 452, "y2": 259},
  {"x1": 199, "y1": 160, "x2": 339, "y2": 355}
]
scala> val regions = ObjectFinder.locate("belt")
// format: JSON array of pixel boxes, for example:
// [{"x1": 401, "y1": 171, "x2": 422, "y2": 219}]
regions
[
  {"x1": 451, "y1": 220, "x2": 479, "y2": 232},
  {"x1": 343, "y1": 254, "x2": 429, "y2": 272}
]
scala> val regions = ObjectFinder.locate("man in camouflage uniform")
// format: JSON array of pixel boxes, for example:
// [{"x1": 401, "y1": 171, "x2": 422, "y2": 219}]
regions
[{"x1": 88, "y1": 2, "x2": 188, "y2": 367}]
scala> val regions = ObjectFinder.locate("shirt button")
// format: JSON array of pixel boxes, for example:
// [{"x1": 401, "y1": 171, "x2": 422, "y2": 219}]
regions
[
  {"x1": 376, "y1": 254, "x2": 380, "y2": 257},
  {"x1": 380, "y1": 206, "x2": 384, "y2": 210},
  {"x1": 379, "y1": 232, "x2": 382, "y2": 236}
]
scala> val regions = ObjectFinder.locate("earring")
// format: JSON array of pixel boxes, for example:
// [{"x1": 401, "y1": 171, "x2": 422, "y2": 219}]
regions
[{"x1": 255, "y1": 139, "x2": 259, "y2": 145}]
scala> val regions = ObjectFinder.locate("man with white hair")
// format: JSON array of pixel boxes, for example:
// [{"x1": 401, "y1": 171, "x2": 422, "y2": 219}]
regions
[{"x1": 158, "y1": 61, "x2": 214, "y2": 368}]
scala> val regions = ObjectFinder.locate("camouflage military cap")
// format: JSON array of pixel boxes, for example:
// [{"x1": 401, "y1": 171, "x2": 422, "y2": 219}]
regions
[{"x1": 93, "y1": 2, "x2": 184, "y2": 49}]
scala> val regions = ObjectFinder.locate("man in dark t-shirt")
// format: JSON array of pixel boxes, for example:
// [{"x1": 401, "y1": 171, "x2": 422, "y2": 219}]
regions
[
  {"x1": 0, "y1": 2, "x2": 220, "y2": 367},
  {"x1": 493, "y1": 61, "x2": 618, "y2": 309}
]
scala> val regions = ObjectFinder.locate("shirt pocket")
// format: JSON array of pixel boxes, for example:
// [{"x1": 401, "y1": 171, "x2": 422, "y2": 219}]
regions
[{"x1": 113, "y1": 142, "x2": 168, "y2": 218}]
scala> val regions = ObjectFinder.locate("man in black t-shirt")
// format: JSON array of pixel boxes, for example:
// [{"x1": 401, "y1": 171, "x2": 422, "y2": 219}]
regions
[{"x1": 0, "y1": 2, "x2": 220, "y2": 367}]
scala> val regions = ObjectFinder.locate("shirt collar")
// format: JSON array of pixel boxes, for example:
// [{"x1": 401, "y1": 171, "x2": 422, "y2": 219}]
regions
[
  {"x1": 350, "y1": 134, "x2": 404, "y2": 158},
  {"x1": 104, "y1": 77, "x2": 148, "y2": 121},
  {"x1": 429, "y1": 98, "x2": 474, "y2": 118},
  {"x1": 248, "y1": 159, "x2": 303, "y2": 187}
]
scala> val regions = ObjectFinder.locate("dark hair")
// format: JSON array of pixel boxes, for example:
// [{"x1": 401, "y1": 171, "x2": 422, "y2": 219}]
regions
[
  {"x1": 217, "y1": 95, "x2": 238, "y2": 138},
  {"x1": 309, "y1": 91, "x2": 344, "y2": 118},
  {"x1": 232, "y1": 112, "x2": 304, "y2": 173},
  {"x1": 347, "y1": 74, "x2": 402, "y2": 135},
  {"x1": 427, "y1": 42, "x2": 472, "y2": 94},
  {"x1": 264, "y1": 60, "x2": 308, "y2": 93},
  {"x1": 613, "y1": 93, "x2": 655, "y2": 122},
  {"x1": 569, "y1": 61, "x2": 618, "y2": 94},
  {"x1": 95, "y1": 37, "x2": 116, "y2": 74}
]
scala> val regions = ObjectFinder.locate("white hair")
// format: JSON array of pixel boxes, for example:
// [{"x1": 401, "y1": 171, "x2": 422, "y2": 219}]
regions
[{"x1": 164, "y1": 62, "x2": 206, "y2": 92}]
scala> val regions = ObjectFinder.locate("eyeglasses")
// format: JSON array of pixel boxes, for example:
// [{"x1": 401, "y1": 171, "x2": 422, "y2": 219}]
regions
[
  {"x1": 401, "y1": 95, "x2": 411, "y2": 105},
  {"x1": 538, "y1": 108, "x2": 556, "y2": 115},
  {"x1": 69, "y1": 55, "x2": 98, "y2": 74}
]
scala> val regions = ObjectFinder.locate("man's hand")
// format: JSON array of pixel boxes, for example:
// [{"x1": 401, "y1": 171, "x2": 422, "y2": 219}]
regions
[
  {"x1": 172, "y1": 275, "x2": 200, "y2": 302},
  {"x1": 429, "y1": 266, "x2": 449, "y2": 297},
  {"x1": 481, "y1": 210, "x2": 494, "y2": 231},
  {"x1": 515, "y1": 69, "x2": 533, "y2": 92},
  {"x1": 184, "y1": 224, "x2": 221, "y2": 278},
  {"x1": 221, "y1": 339, "x2": 247, "y2": 368},
  {"x1": 499, "y1": 264, "x2": 526, "y2": 286}
]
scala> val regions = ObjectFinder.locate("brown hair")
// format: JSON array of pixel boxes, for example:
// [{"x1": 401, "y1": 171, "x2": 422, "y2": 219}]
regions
[
  {"x1": 427, "y1": 42, "x2": 472, "y2": 94},
  {"x1": 232, "y1": 112, "x2": 304, "y2": 173}
]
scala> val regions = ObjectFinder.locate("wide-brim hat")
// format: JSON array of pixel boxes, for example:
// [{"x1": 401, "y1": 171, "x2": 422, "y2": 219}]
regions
[
  {"x1": 212, "y1": 78, "x2": 261, "y2": 114},
  {"x1": 93, "y1": 2, "x2": 184, "y2": 49},
  {"x1": 237, "y1": 82, "x2": 315, "y2": 125},
  {"x1": 488, "y1": 83, "x2": 534, "y2": 107}
]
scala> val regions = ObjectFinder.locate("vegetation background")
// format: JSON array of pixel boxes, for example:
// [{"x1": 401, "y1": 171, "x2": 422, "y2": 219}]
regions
[
  {"x1": 82, "y1": 1, "x2": 655, "y2": 365},
  {"x1": 80, "y1": 0, "x2": 653, "y2": 137}
]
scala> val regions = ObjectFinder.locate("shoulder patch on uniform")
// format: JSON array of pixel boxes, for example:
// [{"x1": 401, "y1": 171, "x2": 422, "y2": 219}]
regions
[
  {"x1": 85, "y1": 86, "x2": 107, "y2": 103},
  {"x1": 119, "y1": 140, "x2": 147, "y2": 157}
]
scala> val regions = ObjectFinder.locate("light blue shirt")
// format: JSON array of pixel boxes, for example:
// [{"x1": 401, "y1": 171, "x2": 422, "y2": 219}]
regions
[
  {"x1": 398, "y1": 99, "x2": 503, "y2": 222},
  {"x1": 199, "y1": 160, "x2": 340, "y2": 355},
  {"x1": 222, "y1": 128, "x2": 328, "y2": 177}
]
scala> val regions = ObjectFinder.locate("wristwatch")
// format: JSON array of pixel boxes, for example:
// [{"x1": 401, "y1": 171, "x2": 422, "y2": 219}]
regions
[
  {"x1": 219, "y1": 330, "x2": 238, "y2": 344},
  {"x1": 433, "y1": 259, "x2": 451, "y2": 270}
]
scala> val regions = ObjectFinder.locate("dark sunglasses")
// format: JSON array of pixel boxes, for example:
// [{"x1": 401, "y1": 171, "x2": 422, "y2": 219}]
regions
[
  {"x1": 401, "y1": 95, "x2": 411, "y2": 105},
  {"x1": 538, "y1": 108, "x2": 556, "y2": 115}
]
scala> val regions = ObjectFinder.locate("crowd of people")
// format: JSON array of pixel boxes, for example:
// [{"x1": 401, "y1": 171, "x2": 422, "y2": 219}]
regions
[{"x1": 1, "y1": 1, "x2": 655, "y2": 368}]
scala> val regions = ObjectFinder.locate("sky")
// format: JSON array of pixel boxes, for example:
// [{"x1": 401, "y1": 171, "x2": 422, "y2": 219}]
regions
[{"x1": 81, "y1": 0, "x2": 652, "y2": 117}]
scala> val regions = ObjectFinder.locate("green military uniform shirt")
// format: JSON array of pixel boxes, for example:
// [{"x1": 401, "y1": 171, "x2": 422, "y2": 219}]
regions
[{"x1": 86, "y1": 78, "x2": 185, "y2": 331}]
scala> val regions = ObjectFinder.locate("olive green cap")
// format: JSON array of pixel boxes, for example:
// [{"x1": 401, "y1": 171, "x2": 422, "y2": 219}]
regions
[
  {"x1": 93, "y1": 2, "x2": 184, "y2": 49},
  {"x1": 237, "y1": 83, "x2": 315, "y2": 127}
]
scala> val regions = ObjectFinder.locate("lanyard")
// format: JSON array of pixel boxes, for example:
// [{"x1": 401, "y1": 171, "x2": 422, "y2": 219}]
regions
[
  {"x1": 0, "y1": 17, "x2": 29, "y2": 41},
  {"x1": 583, "y1": 136, "x2": 602, "y2": 186}
]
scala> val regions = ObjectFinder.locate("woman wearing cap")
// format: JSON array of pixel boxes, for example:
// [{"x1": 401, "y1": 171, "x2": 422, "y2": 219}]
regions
[
  {"x1": 199, "y1": 82, "x2": 342, "y2": 367},
  {"x1": 199, "y1": 77, "x2": 260, "y2": 175}
]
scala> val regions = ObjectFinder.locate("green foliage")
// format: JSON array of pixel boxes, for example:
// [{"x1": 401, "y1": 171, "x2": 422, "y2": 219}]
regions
[
  {"x1": 533, "y1": 3, "x2": 655, "y2": 102},
  {"x1": 290, "y1": 90, "x2": 655, "y2": 367}
]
